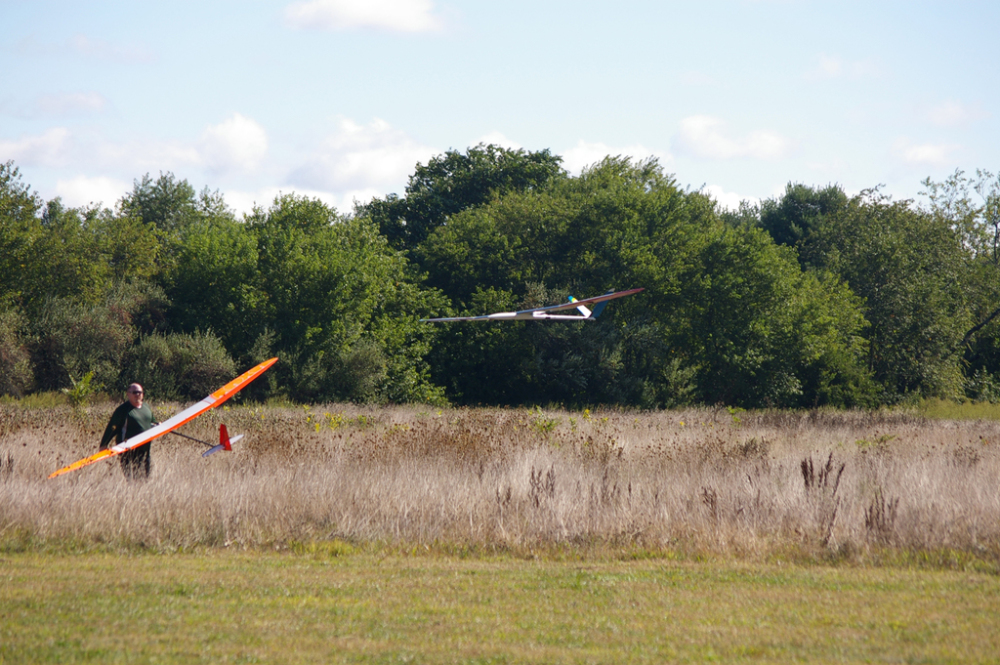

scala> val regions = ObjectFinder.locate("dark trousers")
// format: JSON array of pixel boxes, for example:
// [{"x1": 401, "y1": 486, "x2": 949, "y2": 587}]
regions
[{"x1": 119, "y1": 445, "x2": 151, "y2": 481}]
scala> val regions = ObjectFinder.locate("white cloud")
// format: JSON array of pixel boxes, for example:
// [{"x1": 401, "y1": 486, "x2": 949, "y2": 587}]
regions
[
  {"x1": 289, "y1": 117, "x2": 437, "y2": 192},
  {"x1": 221, "y1": 188, "x2": 280, "y2": 217},
  {"x1": 284, "y1": 0, "x2": 442, "y2": 32},
  {"x1": 702, "y1": 185, "x2": 759, "y2": 211},
  {"x1": 673, "y1": 115, "x2": 791, "y2": 161},
  {"x1": 55, "y1": 175, "x2": 131, "y2": 208},
  {"x1": 475, "y1": 131, "x2": 521, "y2": 150},
  {"x1": 926, "y1": 100, "x2": 988, "y2": 127},
  {"x1": 0, "y1": 115, "x2": 268, "y2": 177},
  {"x1": 199, "y1": 113, "x2": 268, "y2": 174},
  {"x1": 893, "y1": 138, "x2": 961, "y2": 166},
  {"x1": 806, "y1": 54, "x2": 883, "y2": 80},
  {"x1": 87, "y1": 136, "x2": 201, "y2": 173},
  {"x1": 223, "y1": 186, "x2": 381, "y2": 217},
  {"x1": 0, "y1": 127, "x2": 73, "y2": 167},
  {"x1": 805, "y1": 158, "x2": 849, "y2": 176},
  {"x1": 561, "y1": 139, "x2": 669, "y2": 174}
]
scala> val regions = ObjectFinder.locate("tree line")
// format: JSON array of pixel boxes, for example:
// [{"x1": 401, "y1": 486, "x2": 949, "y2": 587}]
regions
[{"x1": 1, "y1": 150, "x2": 998, "y2": 408}]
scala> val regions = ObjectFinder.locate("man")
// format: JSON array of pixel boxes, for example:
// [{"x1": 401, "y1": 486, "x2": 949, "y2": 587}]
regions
[{"x1": 100, "y1": 383, "x2": 158, "y2": 480}]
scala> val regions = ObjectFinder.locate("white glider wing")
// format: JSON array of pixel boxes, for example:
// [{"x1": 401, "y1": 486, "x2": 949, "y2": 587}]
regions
[
  {"x1": 421, "y1": 288, "x2": 644, "y2": 322},
  {"x1": 49, "y1": 357, "x2": 278, "y2": 479}
]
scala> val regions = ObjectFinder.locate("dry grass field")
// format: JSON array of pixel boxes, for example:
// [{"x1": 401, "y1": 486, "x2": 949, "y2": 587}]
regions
[{"x1": 2, "y1": 401, "x2": 999, "y2": 567}]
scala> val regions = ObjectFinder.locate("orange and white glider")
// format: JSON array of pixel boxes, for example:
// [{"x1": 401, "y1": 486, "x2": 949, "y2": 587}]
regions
[{"x1": 49, "y1": 357, "x2": 278, "y2": 479}]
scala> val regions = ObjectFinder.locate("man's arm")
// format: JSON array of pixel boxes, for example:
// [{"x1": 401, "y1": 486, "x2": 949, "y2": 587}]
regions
[{"x1": 99, "y1": 405, "x2": 126, "y2": 450}]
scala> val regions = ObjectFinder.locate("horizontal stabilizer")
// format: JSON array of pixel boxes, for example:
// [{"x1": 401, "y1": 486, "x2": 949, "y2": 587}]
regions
[{"x1": 203, "y1": 424, "x2": 244, "y2": 457}]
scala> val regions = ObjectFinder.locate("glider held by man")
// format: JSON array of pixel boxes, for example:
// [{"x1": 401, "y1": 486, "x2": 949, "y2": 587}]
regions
[
  {"x1": 49, "y1": 357, "x2": 278, "y2": 479},
  {"x1": 420, "y1": 288, "x2": 644, "y2": 323}
]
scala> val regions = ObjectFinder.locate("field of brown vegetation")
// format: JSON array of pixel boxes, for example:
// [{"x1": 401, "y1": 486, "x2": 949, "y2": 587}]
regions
[{"x1": 2, "y1": 403, "x2": 999, "y2": 567}]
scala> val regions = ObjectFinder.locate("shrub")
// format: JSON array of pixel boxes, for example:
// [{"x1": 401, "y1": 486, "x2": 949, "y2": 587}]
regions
[
  {"x1": 0, "y1": 308, "x2": 33, "y2": 396},
  {"x1": 61, "y1": 371, "x2": 101, "y2": 407},
  {"x1": 29, "y1": 298, "x2": 134, "y2": 392},
  {"x1": 170, "y1": 331, "x2": 237, "y2": 397},
  {"x1": 121, "y1": 331, "x2": 236, "y2": 400},
  {"x1": 291, "y1": 339, "x2": 387, "y2": 403},
  {"x1": 120, "y1": 333, "x2": 179, "y2": 400},
  {"x1": 964, "y1": 368, "x2": 1000, "y2": 403}
]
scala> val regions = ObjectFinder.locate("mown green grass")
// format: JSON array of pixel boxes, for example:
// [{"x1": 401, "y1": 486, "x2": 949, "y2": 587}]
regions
[
  {"x1": 3, "y1": 550, "x2": 998, "y2": 664},
  {"x1": 919, "y1": 397, "x2": 1000, "y2": 420}
]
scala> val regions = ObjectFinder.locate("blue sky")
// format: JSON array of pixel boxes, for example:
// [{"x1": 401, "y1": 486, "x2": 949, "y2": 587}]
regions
[{"x1": 2, "y1": 0, "x2": 997, "y2": 215}]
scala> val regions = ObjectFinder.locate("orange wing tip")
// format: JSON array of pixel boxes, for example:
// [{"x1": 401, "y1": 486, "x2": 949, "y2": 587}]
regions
[
  {"x1": 48, "y1": 449, "x2": 116, "y2": 479},
  {"x1": 211, "y1": 357, "x2": 278, "y2": 400}
]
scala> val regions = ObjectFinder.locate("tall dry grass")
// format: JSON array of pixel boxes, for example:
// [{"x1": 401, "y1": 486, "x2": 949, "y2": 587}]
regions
[{"x1": 2, "y1": 403, "x2": 999, "y2": 564}]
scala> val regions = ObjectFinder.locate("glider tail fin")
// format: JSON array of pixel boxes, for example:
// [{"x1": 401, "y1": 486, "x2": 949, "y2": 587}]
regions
[
  {"x1": 569, "y1": 292, "x2": 616, "y2": 319},
  {"x1": 584, "y1": 291, "x2": 617, "y2": 319},
  {"x1": 588, "y1": 300, "x2": 609, "y2": 319},
  {"x1": 202, "y1": 424, "x2": 245, "y2": 458}
]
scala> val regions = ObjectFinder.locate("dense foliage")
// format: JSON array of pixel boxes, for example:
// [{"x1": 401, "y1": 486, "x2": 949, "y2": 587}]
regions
[{"x1": 1, "y1": 154, "x2": 997, "y2": 407}]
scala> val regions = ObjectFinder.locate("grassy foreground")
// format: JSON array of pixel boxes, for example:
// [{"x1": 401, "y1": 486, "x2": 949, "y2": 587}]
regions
[
  {"x1": 5, "y1": 403, "x2": 1000, "y2": 562},
  {"x1": 2, "y1": 550, "x2": 999, "y2": 664}
]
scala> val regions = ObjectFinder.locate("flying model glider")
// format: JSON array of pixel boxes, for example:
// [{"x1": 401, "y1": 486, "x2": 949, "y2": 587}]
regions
[
  {"x1": 49, "y1": 357, "x2": 278, "y2": 479},
  {"x1": 421, "y1": 288, "x2": 644, "y2": 323}
]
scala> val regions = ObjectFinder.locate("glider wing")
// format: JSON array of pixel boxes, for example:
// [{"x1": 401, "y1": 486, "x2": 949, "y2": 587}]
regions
[
  {"x1": 421, "y1": 288, "x2": 644, "y2": 322},
  {"x1": 49, "y1": 357, "x2": 278, "y2": 479}
]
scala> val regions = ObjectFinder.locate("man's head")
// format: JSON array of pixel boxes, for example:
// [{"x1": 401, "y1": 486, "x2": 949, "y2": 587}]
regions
[{"x1": 127, "y1": 383, "x2": 144, "y2": 408}]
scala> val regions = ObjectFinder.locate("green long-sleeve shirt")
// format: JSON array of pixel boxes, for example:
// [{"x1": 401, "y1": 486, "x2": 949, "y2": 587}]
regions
[{"x1": 100, "y1": 402, "x2": 157, "y2": 450}]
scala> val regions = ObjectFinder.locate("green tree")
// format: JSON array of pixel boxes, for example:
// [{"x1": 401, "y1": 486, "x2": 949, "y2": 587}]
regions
[
  {"x1": 757, "y1": 183, "x2": 848, "y2": 264},
  {"x1": 13, "y1": 200, "x2": 109, "y2": 313},
  {"x1": 677, "y1": 225, "x2": 873, "y2": 407},
  {"x1": 362, "y1": 144, "x2": 565, "y2": 251},
  {"x1": 423, "y1": 285, "x2": 634, "y2": 406},
  {"x1": 88, "y1": 207, "x2": 163, "y2": 286},
  {"x1": 920, "y1": 168, "x2": 1000, "y2": 393},
  {"x1": 424, "y1": 288, "x2": 532, "y2": 404},
  {"x1": 418, "y1": 157, "x2": 709, "y2": 305},
  {"x1": 921, "y1": 168, "x2": 999, "y2": 260},
  {"x1": 810, "y1": 189, "x2": 971, "y2": 398},
  {"x1": 246, "y1": 194, "x2": 446, "y2": 403},
  {"x1": 163, "y1": 216, "x2": 263, "y2": 356},
  {"x1": 119, "y1": 172, "x2": 200, "y2": 234},
  {"x1": 0, "y1": 161, "x2": 43, "y2": 308},
  {"x1": 416, "y1": 158, "x2": 685, "y2": 405},
  {"x1": 0, "y1": 307, "x2": 33, "y2": 396},
  {"x1": 0, "y1": 164, "x2": 149, "y2": 317},
  {"x1": 41, "y1": 201, "x2": 109, "y2": 299},
  {"x1": 415, "y1": 156, "x2": 874, "y2": 407},
  {"x1": 29, "y1": 297, "x2": 135, "y2": 392}
]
